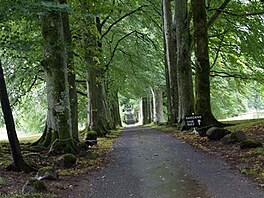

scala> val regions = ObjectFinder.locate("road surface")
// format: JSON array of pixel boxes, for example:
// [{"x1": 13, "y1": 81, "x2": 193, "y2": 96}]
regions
[{"x1": 81, "y1": 126, "x2": 263, "y2": 198}]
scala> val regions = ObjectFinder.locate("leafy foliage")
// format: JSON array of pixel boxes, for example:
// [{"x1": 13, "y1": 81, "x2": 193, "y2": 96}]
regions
[
  {"x1": 0, "y1": 0, "x2": 263, "y2": 132},
  {"x1": 207, "y1": 0, "x2": 264, "y2": 118}
]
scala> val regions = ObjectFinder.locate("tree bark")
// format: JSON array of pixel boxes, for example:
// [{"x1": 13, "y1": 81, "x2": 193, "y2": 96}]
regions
[
  {"x1": 61, "y1": 2, "x2": 79, "y2": 141},
  {"x1": 0, "y1": 60, "x2": 32, "y2": 172},
  {"x1": 151, "y1": 88, "x2": 166, "y2": 124},
  {"x1": 162, "y1": 0, "x2": 178, "y2": 126},
  {"x1": 174, "y1": 0, "x2": 194, "y2": 127},
  {"x1": 83, "y1": 15, "x2": 109, "y2": 136},
  {"x1": 191, "y1": 0, "x2": 221, "y2": 126},
  {"x1": 142, "y1": 97, "x2": 151, "y2": 125},
  {"x1": 38, "y1": 0, "x2": 79, "y2": 154},
  {"x1": 109, "y1": 91, "x2": 122, "y2": 128}
]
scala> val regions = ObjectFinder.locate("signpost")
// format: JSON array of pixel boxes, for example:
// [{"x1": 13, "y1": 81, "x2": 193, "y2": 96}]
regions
[{"x1": 185, "y1": 114, "x2": 202, "y2": 134}]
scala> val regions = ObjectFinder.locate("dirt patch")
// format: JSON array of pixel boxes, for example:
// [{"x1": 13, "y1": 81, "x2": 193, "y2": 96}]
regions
[{"x1": 0, "y1": 137, "x2": 114, "y2": 197}]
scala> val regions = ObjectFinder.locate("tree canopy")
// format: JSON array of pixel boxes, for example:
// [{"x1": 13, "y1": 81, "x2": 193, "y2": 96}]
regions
[{"x1": 0, "y1": 0, "x2": 263, "y2": 137}]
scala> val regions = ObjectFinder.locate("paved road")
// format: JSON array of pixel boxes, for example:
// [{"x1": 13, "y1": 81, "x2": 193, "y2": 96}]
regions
[{"x1": 85, "y1": 126, "x2": 263, "y2": 198}]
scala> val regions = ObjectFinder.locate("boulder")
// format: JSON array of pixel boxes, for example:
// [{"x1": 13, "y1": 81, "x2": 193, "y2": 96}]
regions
[
  {"x1": 240, "y1": 140, "x2": 263, "y2": 149},
  {"x1": 84, "y1": 140, "x2": 98, "y2": 147},
  {"x1": 36, "y1": 166, "x2": 59, "y2": 180},
  {"x1": 230, "y1": 131, "x2": 247, "y2": 142},
  {"x1": 54, "y1": 153, "x2": 77, "y2": 168},
  {"x1": 84, "y1": 131, "x2": 97, "y2": 140},
  {"x1": 222, "y1": 134, "x2": 235, "y2": 144},
  {"x1": 84, "y1": 131, "x2": 98, "y2": 147},
  {"x1": 197, "y1": 125, "x2": 214, "y2": 137},
  {"x1": 206, "y1": 127, "x2": 231, "y2": 140},
  {"x1": 22, "y1": 178, "x2": 47, "y2": 193},
  {"x1": 222, "y1": 131, "x2": 247, "y2": 144}
]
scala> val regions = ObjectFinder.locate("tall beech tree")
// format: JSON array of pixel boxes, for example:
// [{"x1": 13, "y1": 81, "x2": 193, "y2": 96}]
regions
[
  {"x1": 162, "y1": 0, "x2": 178, "y2": 126},
  {"x1": 174, "y1": 0, "x2": 194, "y2": 126},
  {"x1": 35, "y1": 0, "x2": 79, "y2": 154},
  {"x1": 151, "y1": 87, "x2": 165, "y2": 124},
  {"x1": 82, "y1": 13, "x2": 109, "y2": 136},
  {"x1": 191, "y1": 0, "x2": 220, "y2": 126},
  {"x1": 0, "y1": 60, "x2": 32, "y2": 172},
  {"x1": 78, "y1": 1, "x2": 152, "y2": 135},
  {"x1": 142, "y1": 97, "x2": 152, "y2": 124},
  {"x1": 62, "y1": 1, "x2": 79, "y2": 141}
]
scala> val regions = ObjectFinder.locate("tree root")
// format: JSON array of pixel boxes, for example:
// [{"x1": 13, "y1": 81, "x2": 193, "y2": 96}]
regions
[{"x1": 48, "y1": 138, "x2": 80, "y2": 155}]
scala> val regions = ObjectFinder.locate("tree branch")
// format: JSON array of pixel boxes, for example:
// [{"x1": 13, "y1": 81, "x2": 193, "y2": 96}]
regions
[
  {"x1": 101, "y1": 5, "x2": 148, "y2": 39},
  {"x1": 11, "y1": 74, "x2": 39, "y2": 107},
  {"x1": 104, "y1": 29, "x2": 157, "y2": 73},
  {"x1": 77, "y1": 90, "x2": 87, "y2": 97},
  {"x1": 210, "y1": 70, "x2": 251, "y2": 80},
  {"x1": 104, "y1": 30, "x2": 137, "y2": 71},
  {"x1": 222, "y1": 10, "x2": 264, "y2": 17},
  {"x1": 101, "y1": 0, "x2": 115, "y2": 28},
  {"x1": 210, "y1": 32, "x2": 227, "y2": 69},
  {"x1": 208, "y1": 0, "x2": 231, "y2": 28}
]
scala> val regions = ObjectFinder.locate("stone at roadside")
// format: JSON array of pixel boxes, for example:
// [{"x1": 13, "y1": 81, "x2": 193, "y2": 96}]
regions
[
  {"x1": 54, "y1": 153, "x2": 77, "y2": 168},
  {"x1": 240, "y1": 140, "x2": 263, "y2": 149},
  {"x1": 84, "y1": 131, "x2": 98, "y2": 147},
  {"x1": 84, "y1": 140, "x2": 98, "y2": 147},
  {"x1": 206, "y1": 127, "x2": 231, "y2": 140},
  {"x1": 22, "y1": 178, "x2": 47, "y2": 193},
  {"x1": 230, "y1": 131, "x2": 247, "y2": 141},
  {"x1": 222, "y1": 134, "x2": 235, "y2": 144},
  {"x1": 197, "y1": 125, "x2": 214, "y2": 137},
  {"x1": 36, "y1": 166, "x2": 59, "y2": 180},
  {"x1": 222, "y1": 131, "x2": 247, "y2": 144}
]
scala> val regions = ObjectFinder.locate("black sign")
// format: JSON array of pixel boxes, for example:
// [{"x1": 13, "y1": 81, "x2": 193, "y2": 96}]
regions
[{"x1": 185, "y1": 114, "x2": 202, "y2": 127}]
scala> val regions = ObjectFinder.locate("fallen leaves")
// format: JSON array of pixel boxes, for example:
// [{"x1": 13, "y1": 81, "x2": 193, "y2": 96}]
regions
[{"x1": 156, "y1": 120, "x2": 264, "y2": 185}]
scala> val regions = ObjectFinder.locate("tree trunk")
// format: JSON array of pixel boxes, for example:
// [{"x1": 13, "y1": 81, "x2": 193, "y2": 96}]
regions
[
  {"x1": 148, "y1": 94, "x2": 153, "y2": 123},
  {"x1": 162, "y1": 0, "x2": 178, "y2": 126},
  {"x1": 174, "y1": 0, "x2": 194, "y2": 127},
  {"x1": 101, "y1": 82, "x2": 114, "y2": 130},
  {"x1": 85, "y1": 58, "x2": 109, "y2": 136},
  {"x1": 37, "y1": 0, "x2": 79, "y2": 154},
  {"x1": 61, "y1": 2, "x2": 79, "y2": 141},
  {"x1": 83, "y1": 14, "x2": 110, "y2": 136},
  {"x1": 151, "y1": 88, "x2": 166, "y2": 124},
  {"x1": 109, "y1": 91, "x2": 122, "y2": 128},
  {"x1": 142, "y1": 97, "x2": 152, "y2": 125},
  {"x1": 85, "y1": 53, "x2": 108, "y2": 136},
  {"x1": 0, "y1": 60, "x2": 33, "y2": 172},
  {"x1": 191, "y1": 0, "x2": 221, "y2": 126}
]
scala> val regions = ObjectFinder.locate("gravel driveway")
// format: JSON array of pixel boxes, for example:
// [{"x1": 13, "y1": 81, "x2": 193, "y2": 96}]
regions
[{"x1": 85, "y1": 126, "x2": 263, "y2": 198}]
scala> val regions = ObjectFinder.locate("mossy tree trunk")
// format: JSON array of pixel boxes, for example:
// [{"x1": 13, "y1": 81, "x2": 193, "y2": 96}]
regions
[
  {"x1": 83, "y1": 15, "x2": 109, "y2": 137},
  {"x1": 61, "y1": 2, "x2": 79, "y2": 141},
  {"x1": 36, "y1": 0, "x2": 79, "y2": 154},
  {"x1": 162, "y1": 0, "x2": 179, "y2": 126},
  {"x1": 191, "y1": 0, "x2": 221, "y2": 126},
  {"x1": 174, "y1": 0, "x2": 194, "y2": 127}
]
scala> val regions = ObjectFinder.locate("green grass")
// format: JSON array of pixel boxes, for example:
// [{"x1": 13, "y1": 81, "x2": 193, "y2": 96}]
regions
[
  {"x1": 223, "y1": 118, "x2": 264, "y2": 131},
  {"x1": 0, "y1": 134, "x2": 41, "y2": 144}
]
